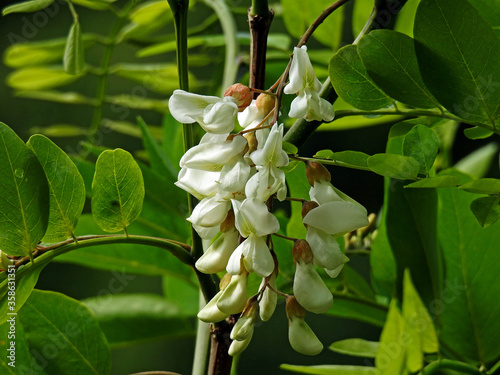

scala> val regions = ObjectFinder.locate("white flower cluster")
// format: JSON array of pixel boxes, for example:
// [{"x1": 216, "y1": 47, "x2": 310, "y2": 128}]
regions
[{"x1": 167, "y1": 46, "x2": 368, "y2": 356}]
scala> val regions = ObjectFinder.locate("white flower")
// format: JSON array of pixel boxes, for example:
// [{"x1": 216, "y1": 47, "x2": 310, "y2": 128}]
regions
[
  {"x1": 168, "y1": 90, "x2": 238, "y2": 134},
  {"x1": 259, "y1": 273, "x2": 278, "y2": 321},
  {"x1": 231, "y1": 315, "x2": 255, "y2": 341},
  {"x1": 294, "y1": 259, "x2": 333, "y2": 313},
  {"x1": 228, "y1": 332, "x2": 253, "y2": 356},
  {"x1": 175, "y1": 167, "x2": 220, "y2": 200},
  {"x1": 288, "y1": 316, "x2": 323, "y2": 355},
  {"x1": 226, "y1": 234, "x2": 274, "y2": 277},
  {"x1": 305, "y1": 226, "x2": 349, "y2": 270},
  {"x1": 197, "y1": 290, "x2": 229, "y2": 323},
  {"x1": 250, "y1": 123, "x2": 288, "y2": 168},
  {"x1": 188, "y1": 195, "x2": 230, "y2": 229},
  {"x1": 216, "y1": 273, "x2": 248, "y2": 315},
  {"x1": 179, "y1": 135, "x2": 247, "y2": 171},
  {"x1": 195, "y1": 226, "x2": 240, "y2": 274},
  {"x1": 232, "y1": 198, "x2": 280, "y2": 238},
  {"x1": 284, "y1": 46, "x2": 334, "y2": 122},
  {"x1": 218, "y1": 155, "x2": 251, "y2": 200}
]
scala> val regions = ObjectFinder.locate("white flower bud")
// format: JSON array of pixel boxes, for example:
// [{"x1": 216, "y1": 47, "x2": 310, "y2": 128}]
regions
[
  {"x1": 294, "y1": 260, "x2": 333, "y2": 314},
  {"x1": 305, "y1": 226, "x2": 349, "y2": 270},
  {"x1": 197, "y1": 290, "x2": 229, "y2": 323},
  {"x1": 228, "y1": 332, "x2": 253, "y2": 356},
  {"x1": 226, "y1": 234, "x2": 274, "y2": 278},
  {"x1": 217, "y1": 273, "x2": 248, "y2": 315},
  {"x1": 286, "y1": 296, "x2": 323, "y2": 356},
  {"x1": 188, "y1": 195, "x2": 230, "y2": 228},
  {"x1": 195, "y1": 227, "x2": 239, "y2": 274},
  {"x1": 259, "y1": 273, "x2": 278, "y2": 321}
]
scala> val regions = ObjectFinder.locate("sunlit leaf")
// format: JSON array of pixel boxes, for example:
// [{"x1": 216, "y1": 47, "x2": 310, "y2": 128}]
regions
[
  {"x1": 459, "y1": 178, "x2": 500, "y2": 195},
  {"x1": 0, "y1": 123, "x2": 49, "y2": 256},
  {"x1": 329, "y1": 339, "x2": 379, "y2": 358},
  {"x1": 7, "y1": 66, "x2": 84, "y2": 91},
  {"x1": 2, "y1": 0, "x2": 53, "y2": 15},
  {"x1": 464, "y1": 126, "x2": 494, "y2": 140},
  {"x1": 405, "y1": 175, "x2": 459, "y2": 188},
  {"x1": 358, "y1": 30, "x2": 439, "y2": 109},
  {"x1": 402, "y1": 124, "x2": 439, "y2": 175},
  {"x1": 329, "y1": 45, "x2": 393, "y2": 110},
  {"x1": 414, "y1": 0, "x2": 500, "y2": 128},
  {"x1": 314, "y1": 149, "x2": 370, "y2": 169},
  {"x1": 280, "y1": 364, "x2": 379, "y2": 374},
  {"x1": 367, "y1": 153, "x2": 420, "y2": 180},
  {"x1": 18, "y1": 90, "x2": 96, "y2": 106},
  {"x1": 92, "y1": 149, "x2": 145, "y2": 233}
]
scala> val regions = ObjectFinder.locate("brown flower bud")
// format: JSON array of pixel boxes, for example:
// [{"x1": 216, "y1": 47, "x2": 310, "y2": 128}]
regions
[
  {"x1": 305, "y1": 161, "x2": 331, "y2": 186},
  {"x1": 255, "y1": 93, "x2": 275, "y2": 115},
  {"x1": 224, "y1": 83, "x2": 252, "y2": 112},
  {"x1": 244, "y1": 131, "x2": 258, "y2": 154},
  {"x1": 286, "y1": 296, "x2": 306, "y2": 320},
  {"x1": 301, "y1": 200, "x2": 319, "y2": 220},
  {"x1": 292, "y1": 239, "x2": 314, "y2": 264},
  {"x1": 220, "y1": 273, "x2": 233, "y2": 290}
]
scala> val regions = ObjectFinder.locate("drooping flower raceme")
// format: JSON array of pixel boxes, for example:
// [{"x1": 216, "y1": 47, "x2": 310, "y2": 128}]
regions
[{"x1": 284, "y1": 45, "x2": 335, "y2": 122}]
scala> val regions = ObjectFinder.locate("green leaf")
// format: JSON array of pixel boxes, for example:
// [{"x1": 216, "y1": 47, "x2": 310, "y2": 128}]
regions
[
  {"x1": 281, "y1": 0, "x2": 344, "y2": 49},
  {"x1": 111, "y1": 63, "x2": 194, "y2": 94},
  {"x1": 414, "y1": 0, "x2": 500, "y2": 128},
  {"x1": 437, "y1": 170, "x2": 500, "y2": 364},
  {"x1": 402, "y1": 270, "x2": 438, "y2": 372},
  {"x1": 282, "y1": 142, "x2": 298, "y2": 155},
  {"x1": 71, "y1": 0, "x2": 116, "y2": 10},
  {"x1": 470, "y1": 196, "x2": 500, "y2": 228},
  {"x1": 64, "y1": 21, "x2": 85, "y2": 75},
  {"x1": 467, "y1": 0, "x2": 500, "y2": 35},
  {"x1": 405, "y1": 175, "x2": 459, "y2": 188},
  {"x1": 285, "y1": 163, "x2": 309, "y2": 240},
  {"x1": 118, "y1": 0, "x2": 173, "y2": 41},
  {"x1": 464, "y1": 126, "x2": 494, "y2": 140},
  {"x1": 104, "y1": 95, "x2": 168, "y2": 112},
  {"x1": 376, "y1": 300, "x2": 407, "y2": 374},
  {"x1": 27, "y1": 135, "x2": 85, "y2": 242},
  {"x1": 325, "y1": 297, "x2": 387, "y2": 328},
  {"x1": 30, "y1": 124, "x2": 86, "y2": 137},
  {"x1": 0, "y1": 123, "x2": 49, "y2": 256},
  {"x1": 3, "y1": 36, "x2": 94, "y2": 68},
  {"x1": 329, "y1": 45, "x2": 393, "y2": 110},
  {"x1": 402, "y1": 124, "x2": 439, "y2": 174},
  {"x1": 92, "y1": 149, "x2": 145, "y2": 233},
  {"x1": 367, "y1": 153, "x2": 420, "y2": 180},
  {"x1": 56, "y1": 214, "x2": 192, "y2": 277},
  {"x1": 352, "y1": 0, "x2": 373, "y2": 37},
  {"x1": 0, "y1": 263, "x2": 46, "y2": 325},
  {"x1": 329, "y1": 339, "x2": 379, "y2": 358},
  {"x1": 459, "y1": 178, "x2": 500, "y2": 195},
  {"x1": 394, "y1": 0, "x2": 421, "y2": 37},
  {"x1": 162, "y1": 275, "x2": 199, "y2": 314},
  {"x1": 357, "y1": 30, "x2": 439, "y2": 109},
  {"x1": 280, "y1": 365, "x2": 379, "y2": 374},
  {"x1": 7, "y1": 66, "x2": 83, "y2": 91},
  {"x1": 454, "y1": 143, "x2": 499, "y2": 179},
  {"x1": 314, "y1": 150, "x2": 370, "y2": 169},
  {"x1": 137, "y1": 116, "x2": 177, "y2": 179},
  {"x1": 101, "y1": 119, "x2": 162, "y2": 140},
  {"x1": 82, "y1": 294, "x2": 195, "y2": 348},
  {"x1": 18, "y1": 290, "x2": 111, "y2": 374},
  {"x1": 18, "y1": 90, "x2": 96, "y2": 106},
  {"x1": 2, "y1": 0, "x2": 53, "y2": 15}
]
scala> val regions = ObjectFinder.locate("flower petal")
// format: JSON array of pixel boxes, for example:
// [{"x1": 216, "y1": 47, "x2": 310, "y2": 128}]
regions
[
  {"x1": 243, "y1": 234, "x2": 274, "y2": 277},
  {"x1": 196, "y1": 227, "x2": 239, "y2": 274},
  {"x1": 293, "y1": 261, "x2": 333, "y2": 313},
  {"x1": 168, "y1": 90, "x2": 220, "y2": 124},
  {"x1": 288, "y1": 316, "x2": 323, "y2": 355},
  {"x1": 232, "y1": 198, "x2": 280, "y2": 237},
  {"x1": 188, "y1": 196, "x2": 230, "y2": 228},
  {"x1": 305, "y1": 227, "x2": 347, "y2": 270},
  {"x1": 197, "y1": 290, "x2": 229, "y2": 323},
  {"x1": 217, "y1": 274, "x2": 248, "y2": 315}
]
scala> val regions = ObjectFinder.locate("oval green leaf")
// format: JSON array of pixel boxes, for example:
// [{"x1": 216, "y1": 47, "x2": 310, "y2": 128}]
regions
[
  {"x1": 329, "y1": 44, "x2": 393, "y2": 110},
  {"x1": 19, "y1": 290, "x2": 111, "y2": 374},
  {"x1": 92, "y1": 148, "x2": 145, "y2": 233},
  {"x1": 357, "y1": 30, "x2": 439, "y2": 109},
  {"x1": 7, "y1": 66, "x2": 83, "y2": 91},
  {"x1": 280, "y1": 365, "x2": 378, "y2": 374},
  {"x1": 314, "y1": 149, "x2": 370, "y2": 169},
  {"x1": 470, "y1": 196, "x2": 500, "y2": 228},
  {"x1": 402, "y1": 124, "x2": 439, "y2": 175},
  {"x1": 27, "y1": 135, "x2": 86, "y2": 242},
  {"x1": 459, "y1": 178, "x2": 500, "y2": 195},
  {"x1": 329, "y1": 338, "x2": 379, "y2": 358},
  {"x1": 367, "y1": 153, "x2": 420, "y2": 180},
  {"x1": 414, "y1": 0, "x2": 500, "y2": 128},
  {"x1": 0, "y1": 123, "x2": 49, "y2": 256},
  {"x1": 405, "y1": 175, "x2": 460, "y2": 189},
  {"x1": 64, "y1": 21, "x2": 85, "y2": 75},
  {"x1": 464, "y1": 126, "x2": 494, "y2": 140},
  {"x1": 2, "y1": 0, "x2": 53, "y2": 15}
]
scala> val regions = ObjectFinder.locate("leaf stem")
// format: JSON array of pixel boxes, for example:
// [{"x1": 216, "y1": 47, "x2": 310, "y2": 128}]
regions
[
  {"x1": 14, "y1": 234, "x2": 193, "y2": 269},
  {"x1": 420, "y1": 360, "x2": 482, "y2": 375},
  {"x1": 87, "y1": 0, "x2": 138, "y2": 144},
  {"x1": 299, "y1": 156, "x2": 372, "y2": 172}
]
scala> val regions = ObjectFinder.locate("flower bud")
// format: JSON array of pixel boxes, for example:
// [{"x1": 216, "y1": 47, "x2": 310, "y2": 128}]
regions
[
  {"x1": 224, "y1": 84, "x2": 253, "y2": 112},
  {"x1": 197, "y1": 290, "x2": 229, "y2": 323},
  {"x1": 301, "y1": 201, "x2": 319, "y2": 220},
  {"x1": 259, "y1": 269, "x2": 278, "y2": 321},
  {"x1": 292, "y1": 239, "x2": 314, "y2": 264},
  {"x1": 255, "y1": 93, "x2": 275, "y2": 115},
  {"x1": 244, "y1": 131, "x2": 259, "y2": 155},
  {"x1": 217, "y1": 272, "x2": 249, "y2": 315},
  {"x1": 231, "y1": 297, "x2": 259, "y2": 341},
  {"x1": 228, "y1": 333, "x2": 253, "y2": 356},
  {"x1": 195, "y1": 226, "x2": 239, "y2": 274},
  {"x1": 305, "y1": 161, "x2": 331, "y2": 186},
  {"x1": 286, "y1": 297, "x2": 323, "y2": 356}
]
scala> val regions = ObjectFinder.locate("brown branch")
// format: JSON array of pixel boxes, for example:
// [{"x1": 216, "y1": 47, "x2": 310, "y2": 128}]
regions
[{"x1": 248, "y1": 8, "x2": 274, "y2": 96}]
